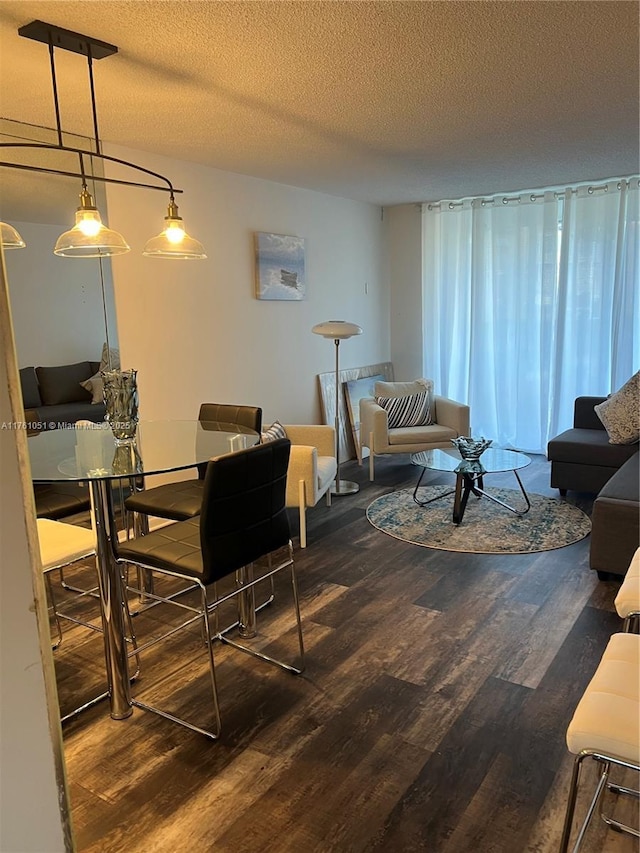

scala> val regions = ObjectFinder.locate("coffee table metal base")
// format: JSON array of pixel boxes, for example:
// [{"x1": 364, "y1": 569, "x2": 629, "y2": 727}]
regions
[
  {"x1": 412, "y1": 466, "x2": 531, "y2": 525},
  {"x1": 452, "y1": 468, "x2": 531, "y2": 524}
]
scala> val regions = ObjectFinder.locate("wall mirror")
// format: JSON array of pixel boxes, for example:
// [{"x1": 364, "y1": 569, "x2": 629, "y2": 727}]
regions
[{"x1": 0, "y1": 117, "x2": 118, "y2": 372}]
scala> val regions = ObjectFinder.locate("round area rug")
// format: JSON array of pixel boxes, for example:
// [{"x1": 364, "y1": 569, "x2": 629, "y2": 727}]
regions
[{"x1": 366, "y1": 486, "x2": 591, "y2": 554}]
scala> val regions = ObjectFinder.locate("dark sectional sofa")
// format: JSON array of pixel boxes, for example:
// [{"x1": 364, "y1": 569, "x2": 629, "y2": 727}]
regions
[
  {"x1": 20, "y1": 360, "x2": 106, "y2": 431},
  {"x1": 547, "y1": 396, "x2": 639, "y2": 578}
]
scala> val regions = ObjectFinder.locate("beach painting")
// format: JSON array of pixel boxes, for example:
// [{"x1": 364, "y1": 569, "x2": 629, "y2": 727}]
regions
[{"x1": 255, "y1": 232, "x2": 306, "y2": 300}]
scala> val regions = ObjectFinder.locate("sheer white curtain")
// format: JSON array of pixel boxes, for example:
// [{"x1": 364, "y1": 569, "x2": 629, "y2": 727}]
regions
[{"x1": 423, "y1": 179, "x2": 639, "y2": 453}]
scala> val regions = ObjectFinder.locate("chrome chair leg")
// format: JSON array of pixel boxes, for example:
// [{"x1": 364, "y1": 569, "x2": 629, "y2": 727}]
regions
[
  {"x1": 559, "y1": 751, "x2": 640, "y2": 853},
  {"x1": 45, "y1": 573, "x2": 63, "y2": 649}
]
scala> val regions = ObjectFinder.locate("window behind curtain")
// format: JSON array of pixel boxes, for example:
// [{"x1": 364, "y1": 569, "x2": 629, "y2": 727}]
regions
[{"x1": 422, "y1": 178, "x2": 639, "y2": 453}]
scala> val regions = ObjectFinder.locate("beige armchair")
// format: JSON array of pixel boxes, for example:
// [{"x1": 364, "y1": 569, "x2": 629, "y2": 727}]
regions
[
  {"x1": 283, "y1": 424, "x2": 337, "y2": 548},
  {"x1": 360, "y1": 379, "x2": 470, "y2": 480}
]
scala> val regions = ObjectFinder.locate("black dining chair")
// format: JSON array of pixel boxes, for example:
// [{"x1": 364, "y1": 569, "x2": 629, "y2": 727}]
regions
[
  {"x1": 123, "y1": 402, "x2": 262, "y2": 524},
  {"x1": 116, "y1": 437, "x2": 304, "y2": 740},
  {"x1": 34, "y1": 482, "x2": 91, "y2": 520}
]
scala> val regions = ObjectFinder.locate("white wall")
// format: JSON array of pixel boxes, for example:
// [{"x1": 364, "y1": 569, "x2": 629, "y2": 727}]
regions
[
  {"x1": 3, "y1": 221, "x2": 118, "y2": 369},
  {"x1": 384, "y1": 204, "x2": 424, "y2": 381},
  {"x1": 104, "y1": 146, "x2": 389, "y2": 426}
]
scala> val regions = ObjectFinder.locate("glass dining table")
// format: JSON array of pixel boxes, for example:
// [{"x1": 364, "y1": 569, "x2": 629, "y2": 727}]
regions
[{"x1": 28, "y1": 420, "x2": 259, "y2": 720}]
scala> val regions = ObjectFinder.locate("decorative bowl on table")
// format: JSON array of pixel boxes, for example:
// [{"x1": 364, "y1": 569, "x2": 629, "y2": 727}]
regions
[{"x1": 451, "y1": 436, "x2": 492, "y2": 460}]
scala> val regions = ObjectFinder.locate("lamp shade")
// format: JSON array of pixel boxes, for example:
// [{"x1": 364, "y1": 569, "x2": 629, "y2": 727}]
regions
[
  {"x1": 0, "y1": 221, "x2": 26, "y2": 249},
  {"x1": 54, "y1": 217, "x2": 130, "y2": 257},
  {"x1": 142, "y1": 224, "x2": 207, "y2": 260},
  {"x1": 312, "y1": 320, "x2": 363, "y2": 339},
  {"x1": 143, "y1": 198, "x2": 207, "y2": 260},
  {"x1": 54, "y1": 188, "x2": 130, "y2": 258}
]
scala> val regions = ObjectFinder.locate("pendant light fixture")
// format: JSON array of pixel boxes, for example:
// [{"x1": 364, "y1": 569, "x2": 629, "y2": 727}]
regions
[
  {"x1": 0, "y1": 222, "x2": 26, "y2": 249},
  {"x1": 0, "y1": 20, "x2": 206, "y2": 260},
  {"x1": 143, "y1": 196, "x2": 206, "y2": 259},
  {"x1": 54, "y1": 184, "x2": 130, "y2": 257}
]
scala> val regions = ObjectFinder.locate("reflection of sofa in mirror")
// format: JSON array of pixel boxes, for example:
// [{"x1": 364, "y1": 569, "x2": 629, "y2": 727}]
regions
[{"x1": 20, "y1": 361, "x2": 106, "y2": 431}]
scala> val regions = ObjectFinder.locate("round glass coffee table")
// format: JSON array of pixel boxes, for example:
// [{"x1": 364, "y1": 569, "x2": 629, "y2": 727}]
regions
[{"x1": 410, "y1": 447, "x2": 532, "y2": 525}]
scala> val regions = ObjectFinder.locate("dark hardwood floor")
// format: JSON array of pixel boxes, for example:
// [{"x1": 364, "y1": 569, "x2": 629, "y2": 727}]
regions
[{"x1": 52, "y1": 453, "x2": 638, "y2": 852}]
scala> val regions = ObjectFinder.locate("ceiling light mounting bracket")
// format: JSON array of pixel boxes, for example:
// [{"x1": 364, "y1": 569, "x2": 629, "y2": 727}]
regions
[{"x1": 18, "y1": 20, "x2": 117, "y2": 61}]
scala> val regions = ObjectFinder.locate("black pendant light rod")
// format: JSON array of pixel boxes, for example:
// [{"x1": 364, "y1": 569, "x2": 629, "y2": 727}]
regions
[
  {"x1": 4, "y1": 20, "x2": 182, "y2": 198},
  {"x1": 86, "y1": 42, "x2": 101, "y2": 156},
  {"x1": 47, "y1": 34, "x2": 63, "y2": 147},
  {"x1": 0, "y1": 143, "x2": 183, "y2": 195}
]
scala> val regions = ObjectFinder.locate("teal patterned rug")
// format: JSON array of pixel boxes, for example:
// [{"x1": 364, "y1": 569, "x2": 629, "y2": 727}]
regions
[{"x1": 366, "y1": 486, "x2": 591, "y2": 554}]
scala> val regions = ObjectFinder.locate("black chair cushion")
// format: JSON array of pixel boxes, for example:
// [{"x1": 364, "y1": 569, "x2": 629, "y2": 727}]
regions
[
  {"x1": 124, "y1": 403, "x2": 263, "y2": 520},
  {"x1": 199, "y1": 438, "x2": 290, "y2": 583},
  {"x1": 196, "y1": 404, "x2": 262, "y2": 479},
  {"x1": 34, "y1": 483, "x2": 91, "y2": 520},
  {"x1": 118, "y1": 519, "x2": 204, "y2": 579},
  {"x1": 118, "y1": 439, "x2": 291, "y2": 586},
  {"x1": 198, "y1": 403, "x2": 262, "y2": 433},
  {"x1": 125, "y1": 480, "x2": 204, "y2": 521}
]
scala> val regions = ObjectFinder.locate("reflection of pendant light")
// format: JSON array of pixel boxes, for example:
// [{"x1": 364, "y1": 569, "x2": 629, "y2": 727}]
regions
[
  {"x1": 143, "y1": 196, "x2": 207, "y2": 259},
  {"x1": 311, "y1": 320, "x2": 363, "y2": 496},
  {"x1": 0, "y1": 20, "x2": 206, "y2": 261},
  {"x1": 54, "y1": 185, "x2": 130, "y2": 257},
  {"x1": 0, "y1": 222, "x2": 26, "y2": 249}
]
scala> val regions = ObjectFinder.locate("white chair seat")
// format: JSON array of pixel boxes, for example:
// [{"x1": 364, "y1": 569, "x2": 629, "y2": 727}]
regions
[
  {"x1": 560, "y1": 632, "x2": 640, "y2": 852},
  {"x1": 615, "y1": 547, "x2": 640, "y2": 630},
  {"x1": 567, "y1": 632, "x2": 640, "y2": 761},
  {"x1": 37, "y1": 518, "x2": 96, "y2": 570}
]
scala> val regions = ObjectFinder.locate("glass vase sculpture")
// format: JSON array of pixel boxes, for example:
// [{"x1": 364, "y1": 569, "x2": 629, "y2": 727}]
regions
[
  {"x1": 451, "y1": 436, "x2": 492, "y2": 460},
  {"x1": 102, "y1": 368, "x2": 139, "y2": 444}
]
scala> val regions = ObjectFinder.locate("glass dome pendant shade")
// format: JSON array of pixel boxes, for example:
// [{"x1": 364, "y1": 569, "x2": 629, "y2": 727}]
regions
[
  {"x1": 143, "y1": 197, "x2": 207, "y2": 259},
  {"x1": 0, "y1": 221, "x2": 26, "y2": 249},
  {"x1": 54, "y1": 187, "x2": 130, "y2": 258}
]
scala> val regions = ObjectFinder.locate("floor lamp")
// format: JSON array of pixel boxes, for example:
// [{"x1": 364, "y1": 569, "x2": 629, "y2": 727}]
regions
[{"x1": 312, "y1": 320, "x2": 363, "y2": 495}]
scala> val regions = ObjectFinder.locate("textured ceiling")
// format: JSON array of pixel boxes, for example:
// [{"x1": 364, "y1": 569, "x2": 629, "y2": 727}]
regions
[{"x1": 0, "y1": 0, "x2": 638, "y2": 215}]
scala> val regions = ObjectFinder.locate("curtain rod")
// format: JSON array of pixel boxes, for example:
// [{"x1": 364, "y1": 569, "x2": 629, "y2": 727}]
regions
[{"x1": 424, "y1": 176, "x2": 639, "y2": 211}]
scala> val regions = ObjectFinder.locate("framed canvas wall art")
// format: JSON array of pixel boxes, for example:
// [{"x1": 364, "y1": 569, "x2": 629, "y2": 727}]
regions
[{"x1": 254, "y1": 232, "x2": 306, "y2": 300}]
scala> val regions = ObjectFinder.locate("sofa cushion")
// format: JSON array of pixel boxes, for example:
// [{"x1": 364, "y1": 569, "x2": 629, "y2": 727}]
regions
[
  {"x1": 35, "y1": 402, "x2": 106, "y2": 429},
  {"x1": 547, "y1": 428, "x2": 637, "y2": 469},
  {"x1": 388, "y1": 423, "x2": 456, "y2": 446},
  {"x1": 594, "y1": 371, "x2": 640, "y2": 445},
  {"x1": 598, "y1": 452, "x2": 640, "y2": 502},
  {"x1": 36, "y1": 362, "x2": 94, "y2": 406},
  {"x1": 590, "y1": 454, "x2": 640, "y2": 576},
  {"x1": 19, "y1": 366, "x2": 42, "y2": 408}
]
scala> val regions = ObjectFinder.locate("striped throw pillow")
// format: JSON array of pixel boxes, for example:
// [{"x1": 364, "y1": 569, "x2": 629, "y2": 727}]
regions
[
  {"x1": 375, "y1": 390, "x2": 432, "y2": 428},
  {"x1": 261, "y1": 420, "x2": 287, "y2": 443}
]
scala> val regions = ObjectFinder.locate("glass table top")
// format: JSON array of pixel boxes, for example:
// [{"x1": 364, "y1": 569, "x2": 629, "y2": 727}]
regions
[
  {"x1": 28, "y1": 420, "x2": 259, "y2": 482},
  {"x1": 411, "y1": 447, "x2": 531, "y2": 475}
]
